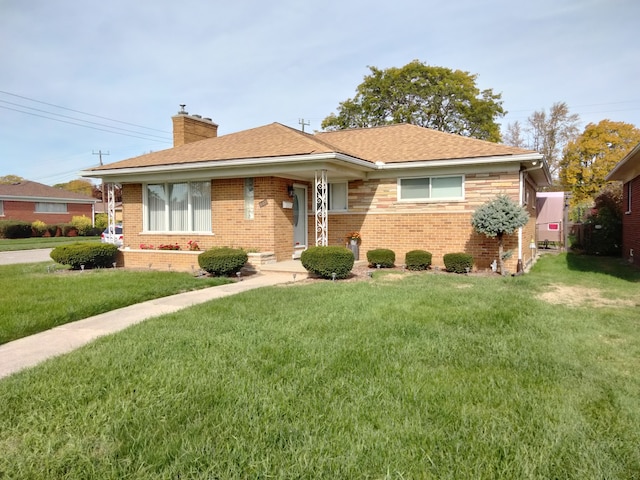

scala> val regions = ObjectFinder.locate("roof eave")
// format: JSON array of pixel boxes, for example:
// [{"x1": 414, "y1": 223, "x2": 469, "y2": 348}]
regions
[{"x1": 606, "y1": 142, "x2": 640, "y2": 182}]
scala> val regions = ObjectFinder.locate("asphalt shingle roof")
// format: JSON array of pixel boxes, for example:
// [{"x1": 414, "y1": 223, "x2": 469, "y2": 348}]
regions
[
  {"x1": 89, "y1": 122, "x2": 536, "y2": 172},
  {"x1": 0, "y1": 181, "x2": 97, "y2": 201}
]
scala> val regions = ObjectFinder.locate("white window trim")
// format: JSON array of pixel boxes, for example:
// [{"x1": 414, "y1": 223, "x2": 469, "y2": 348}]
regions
[
  {"x1": 34, "y1": 202, "x2": 68, "y2": 213},
  {"x1": 397, "y1": 174, "x2": 465, "y2": 202},
  {"x1": 142, "y1": 181, "x2": 212, "y2": 233}
]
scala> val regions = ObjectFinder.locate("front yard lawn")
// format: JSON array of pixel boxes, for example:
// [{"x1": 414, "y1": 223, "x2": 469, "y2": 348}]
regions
[
  {"x1": 0, "y1": 263, "x2": 231, "y2": 344},
  {"x1": 0, "y1": 254, "x2": 638, "y2": 478},
  {"x1": 0, "y1": 236, "x2": 101, "y2": 251}
]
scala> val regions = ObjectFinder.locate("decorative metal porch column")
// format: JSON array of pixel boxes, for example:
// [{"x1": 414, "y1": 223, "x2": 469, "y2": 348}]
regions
[
  {"x1": 314, "y1": 169, "x2": 328, "y2": 246},
  {"x1": 106, "y1": 183, "x2": 118, "y2": 243}
]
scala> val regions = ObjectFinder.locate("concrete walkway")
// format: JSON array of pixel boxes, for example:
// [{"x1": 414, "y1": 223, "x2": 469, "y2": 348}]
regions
[
  {"x1": 0, "y1": 248, "x2": 53, "y2": 265},
  {"x1": 0, "y1": 271, "x2": 300, "y2": 380}
]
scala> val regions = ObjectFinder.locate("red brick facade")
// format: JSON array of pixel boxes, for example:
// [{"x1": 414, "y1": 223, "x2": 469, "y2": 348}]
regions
[
  {"x1": 119, "y1": 171, "x2": 538, "y2": 273},
  {"x1": 0, "y1": 200, "x2": 94, "y2": 224}
]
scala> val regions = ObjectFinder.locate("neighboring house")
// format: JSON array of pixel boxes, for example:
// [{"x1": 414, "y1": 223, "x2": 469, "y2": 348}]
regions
[
  {"x1": 82, "y1": 110, "x2": 549, "y2": 272},
  {"x1": 0, "y1": 180, "x2": 97, "y2": 224},
  {"x1": 535, "y1": 192, "x2": 567, "y2": 248},
  {"x1": 606, "y1": 142, "x2": 640, "y2": 267}
]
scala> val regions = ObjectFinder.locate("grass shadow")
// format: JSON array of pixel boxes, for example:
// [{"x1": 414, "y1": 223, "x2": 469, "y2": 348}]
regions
[{"x1": 565, "y1": 251, "x2": 640, "y2": 282}]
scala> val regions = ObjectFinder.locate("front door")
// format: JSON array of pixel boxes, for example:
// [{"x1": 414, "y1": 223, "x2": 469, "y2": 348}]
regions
[{"x1": 292, "y1": 185, "x2": 307, "y2": 258}]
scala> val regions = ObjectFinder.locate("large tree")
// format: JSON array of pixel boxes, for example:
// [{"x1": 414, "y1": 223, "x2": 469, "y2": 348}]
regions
[
  {"x1": 503, "y1": 102, "x2": 580, "y2": 179},
  {"x1": 559, "y1": 120, "x2": 640, "y2": 207},
  {"x1": 322, "y1": 60, "x2": 506, "y2": 142}
]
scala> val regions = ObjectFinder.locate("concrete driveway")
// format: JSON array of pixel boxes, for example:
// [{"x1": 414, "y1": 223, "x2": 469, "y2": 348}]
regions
[{"x1": 0, "y1": 248, "x2": 53, "y2": 265}]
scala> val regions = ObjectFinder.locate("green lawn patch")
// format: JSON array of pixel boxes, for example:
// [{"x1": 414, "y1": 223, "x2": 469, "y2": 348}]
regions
[
  {"x1": 0, "y1": 263, "x2": 231, "y2": 344},
  {"x1": 0, "y1": 236, "x2": 101, "y2": 251},
  {"x1": 0, "y1": 254, "x2": 638, "y2": 478}
]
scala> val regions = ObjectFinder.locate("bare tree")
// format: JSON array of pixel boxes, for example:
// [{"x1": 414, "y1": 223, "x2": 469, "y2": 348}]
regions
[
  {"x1": 526, "y1": 102, "x2": 580, "y2": 180},
  {"x1": 502, "y1": 121, "x2": 527, "y2": 148}
]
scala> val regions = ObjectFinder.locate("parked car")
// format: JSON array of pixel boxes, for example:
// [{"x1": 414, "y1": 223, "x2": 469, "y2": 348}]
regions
[{"x1": 100, "y1": 225, "x2": 123, "y2": 247}]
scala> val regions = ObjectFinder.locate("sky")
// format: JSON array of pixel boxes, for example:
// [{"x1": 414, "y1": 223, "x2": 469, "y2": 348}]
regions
[{"x1": 1, "y1": 0, "x2": 639, "y2": 185}]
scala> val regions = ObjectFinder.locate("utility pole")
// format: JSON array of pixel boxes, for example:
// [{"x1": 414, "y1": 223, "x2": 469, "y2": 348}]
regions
[
  {"x1": 298, "y1": 118, "x2": 310, "y2": 132},
  {"x1": 92, "y1": 150, "x2": 110, "y2": 213}
]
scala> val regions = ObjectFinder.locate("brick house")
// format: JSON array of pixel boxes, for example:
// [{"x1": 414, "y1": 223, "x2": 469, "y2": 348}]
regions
[
  {"x1": 0, "y1": 180, "x2": 97, "y2": 225},
  {"x1": 606, "y1": 142, "x2": 640, "y2": 267},
  {"x1": 82, "y1": 110, "x2": 549, "y2": 272}
]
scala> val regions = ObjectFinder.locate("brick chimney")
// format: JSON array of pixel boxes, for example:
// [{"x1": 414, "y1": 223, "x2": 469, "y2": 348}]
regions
[{"x1": 171, "y1": 105, "x2": 218, "y2": 147}]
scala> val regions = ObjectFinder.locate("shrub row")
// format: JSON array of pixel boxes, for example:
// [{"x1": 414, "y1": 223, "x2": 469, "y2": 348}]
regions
[
  {"x1": 50, "y1": 243, "x2": 119, "y2": 270},
  {"x1": 0, "y1": 220, "x2": 101, "y2": 239}
]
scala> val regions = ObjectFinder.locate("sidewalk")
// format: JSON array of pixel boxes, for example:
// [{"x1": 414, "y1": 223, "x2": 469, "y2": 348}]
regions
[{"x1": 0, "y1": 271, "x2": 299, "y2": 380}]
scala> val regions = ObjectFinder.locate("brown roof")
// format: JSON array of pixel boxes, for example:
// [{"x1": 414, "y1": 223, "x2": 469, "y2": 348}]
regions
[
  {"x1": 0, "y1": 180, "x2": 97, "y2": 202},
  {"x1": 316, "y1": 124, "x2": 534, "y2": 162},
  {"x1": 89, "y1": 122, "x2": 536, "y2": 172}
]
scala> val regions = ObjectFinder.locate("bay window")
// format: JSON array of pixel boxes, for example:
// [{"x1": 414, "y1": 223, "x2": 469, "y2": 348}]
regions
[{"x1": 145, "y1": 181, "x2": 211, "y2": 232}]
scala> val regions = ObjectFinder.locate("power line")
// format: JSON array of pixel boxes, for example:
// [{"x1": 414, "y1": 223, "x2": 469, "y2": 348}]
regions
[
  {"x1": 0, "y1": 89, "x2": 171, "y2": 134},
  {"x1": 0, "y1": 105, "x2": 172, "y2": 143},
  {"x1": 0, "y1": 99, "x2": 171, "y2": 141}
]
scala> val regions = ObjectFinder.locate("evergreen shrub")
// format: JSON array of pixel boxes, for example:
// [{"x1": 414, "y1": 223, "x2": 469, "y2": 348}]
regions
[
  {"x1": 443, "y1": 252, "x2": 474, "y2": 273},
  {"x1": 366, "y1": 248, "x2": 395, "y2": 268},
  {"x1": 301, "y1": 246, "x2": 354, "y2": 279},
  {"x1": 50, "y1": 243, "x2": 119, "y2": 270},
  {"x1": 198, "y1": 247, "x2": 248, "y2": 276},
  {"x1": 0, "y1": 221, "x2": 32, "y2": 239},
  {"x1": 405, "y1": 250, "x2": 432, "y2": 270}
]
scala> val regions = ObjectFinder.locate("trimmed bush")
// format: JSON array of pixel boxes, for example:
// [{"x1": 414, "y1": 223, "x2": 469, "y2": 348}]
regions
[
  {"x1": 31, "y1": 220, "x2": 47, "y2": 237},
  {"x1": 71, "y1": 215, "x2": 94, "y2": 236},
  {"x1": 0, "y1": 221, "x2": 32, "y2": 239},
  {"x1": 301, "y1": 246, "x2": 354, "y2": 279},
  {"x1": 198, "y1": 247, "x2": 248, "y2": 276},
  {"x1": 367, "y1": 248, "x2": 395, "y2": 268},
  {"x1": 62, "y1": 224, "x2": 79, "y2": 237},
  {"x1": 50, "y1": 243, "x2": 119, "y2": 270},
  {"x1": 405, "y1": 250, "x2": 432, "y2": 270},
  {"x1": 443, "y1": 252, "x2": 474, "y2": 274}
]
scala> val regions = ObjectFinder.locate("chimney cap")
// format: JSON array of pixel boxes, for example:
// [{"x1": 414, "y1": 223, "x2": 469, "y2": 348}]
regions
[{"x1": 179, "y1": 104, "x2": 188, "y2": 114}]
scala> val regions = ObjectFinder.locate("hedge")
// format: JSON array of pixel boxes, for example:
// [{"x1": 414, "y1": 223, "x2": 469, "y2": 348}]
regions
[
  {"x1": 198, "y1": 247, "x2": 248, "y2": 276},
  {"x1": 405, "y1": 250, "x2": 432, "y2": 270},
  {"x1": 301, "y1": 246, "x2": 354, "y2": 279},
  {"x1": 50, "y1": 243, "x2": 119, "y2": 270},
  {"x1": 0, "y1": 221, "x2": 32, "y2": 239},
  {"x1": 443, "y1": 252, "x2": 474, "y2": 274},
  {"x1": 366, "y1": 248, "x2": 395, "y2": 268}
]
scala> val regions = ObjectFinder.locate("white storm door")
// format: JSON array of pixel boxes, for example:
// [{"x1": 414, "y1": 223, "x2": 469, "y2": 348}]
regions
[{"x1": 292, "y1": 186, "x2": 307, "y2": 249}]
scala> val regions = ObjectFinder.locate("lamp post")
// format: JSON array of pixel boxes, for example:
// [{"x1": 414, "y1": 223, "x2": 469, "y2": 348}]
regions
[{"x1": 529, "y1": 238, "x2": 536, "y2": 264}]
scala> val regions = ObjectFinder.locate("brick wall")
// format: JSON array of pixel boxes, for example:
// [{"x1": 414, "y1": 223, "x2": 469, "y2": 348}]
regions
[
  {"x1": 319, "y1": 171, "x2": 527, "y2": 272},
  {"x1": 622, "y1": 177, "x2": 640, "y2": 267},
  {"x1": 119, "y1": 178, "x2": 296, "y2": 270},
  {"x1": 119, "y1": 170, "x2": 532, "y2": 273},
  {"x1": 0, "y1": 200, "x2": 94, "y2": 224}
]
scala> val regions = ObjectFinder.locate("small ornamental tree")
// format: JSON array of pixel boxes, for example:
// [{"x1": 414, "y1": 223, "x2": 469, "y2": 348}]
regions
[{"x1": 471, "y1": 194, "x2": 529, "y2": 275}]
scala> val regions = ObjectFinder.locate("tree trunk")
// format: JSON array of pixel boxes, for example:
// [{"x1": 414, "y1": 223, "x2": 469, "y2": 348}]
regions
[{"x1": 497, "y1": 233, "x2": 505, "y2": 275}]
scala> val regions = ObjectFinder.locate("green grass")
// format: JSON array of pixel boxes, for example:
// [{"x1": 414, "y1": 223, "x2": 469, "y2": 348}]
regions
[
  {"x1": 0, "y1": 253, "x2": 639, "y2": 478},
  {"x1": 0, "y1": 236, "x2": 101, "y2": 251},
  {"x1": 0, "y1": 263, "x2": 231, "y2": 344}
]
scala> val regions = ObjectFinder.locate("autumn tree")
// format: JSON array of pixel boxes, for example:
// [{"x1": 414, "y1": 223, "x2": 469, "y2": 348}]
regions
[
  {"x1": 0, "y1": 174, "x2": 26, "y2": 184},
  {"x1": 53, "y1": 178, "x2": 95, "y2": 196},
  {"x1": 559, "y1": 120, "x2": 640, "y2": 207},
  {"x1": 471, "y1": 194, "x2": 529, "y2": 275},
  {"x1": 322, "y1": 60, "x2": 506, "y2": 142}
]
